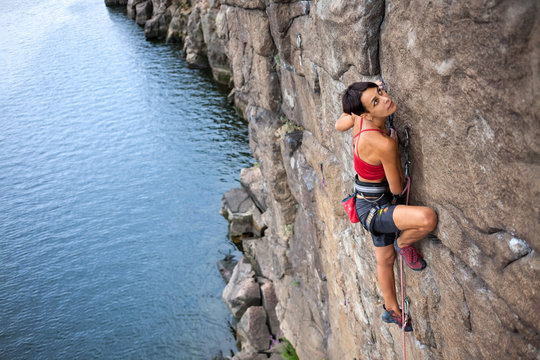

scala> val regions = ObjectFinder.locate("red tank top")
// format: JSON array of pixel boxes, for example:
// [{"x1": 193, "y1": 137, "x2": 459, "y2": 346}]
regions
[{"x1": 353, "y1": 117, "x2": 387, "y2": 180}]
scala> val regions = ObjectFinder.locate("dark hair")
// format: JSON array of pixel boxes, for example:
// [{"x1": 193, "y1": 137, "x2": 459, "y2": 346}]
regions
[{"x1": 342, "y1": 82, "x2": 378, "y2": 115}]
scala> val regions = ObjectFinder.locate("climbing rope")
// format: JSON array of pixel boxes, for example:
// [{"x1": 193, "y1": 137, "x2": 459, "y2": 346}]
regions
[
  {"x1": 399, "y1": 126, "x2": 411, "y2": 360},
  {"x1": 389, "y1": 96, "x2": 413, "y2": 359},
  {"x1": 387, "y1": 113, "x2": 412, "y2": 359}
]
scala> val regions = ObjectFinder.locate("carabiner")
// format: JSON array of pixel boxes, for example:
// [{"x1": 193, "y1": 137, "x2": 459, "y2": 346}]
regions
[
  {"x1": 403, "y1": 296, "x2": 411, "y2": 328},
  {"x1": 403, "y1": 126, "x2": 410, "y2": 149}
]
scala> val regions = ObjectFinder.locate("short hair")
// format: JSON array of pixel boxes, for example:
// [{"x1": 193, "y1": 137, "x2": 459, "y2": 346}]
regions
[{"x1": 341, "y1": 82, "x2": 378, "y2": 115}]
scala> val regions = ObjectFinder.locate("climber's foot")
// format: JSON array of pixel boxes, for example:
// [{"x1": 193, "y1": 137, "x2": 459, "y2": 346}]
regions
[
  {"x1": 394, "y1": 240, "x2": 426, "y2": 271},
  {"x1": 382, "y1": 305, "x2": 413, "y2": 332}
]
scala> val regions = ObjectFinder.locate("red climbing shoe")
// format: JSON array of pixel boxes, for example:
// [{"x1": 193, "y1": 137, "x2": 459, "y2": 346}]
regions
[
  {"x1": 382, "y1": 305, "x2": 413, "y2": 332},
  {"x1": 394, "y1": 241, "x2": 426, "y2": 271}
]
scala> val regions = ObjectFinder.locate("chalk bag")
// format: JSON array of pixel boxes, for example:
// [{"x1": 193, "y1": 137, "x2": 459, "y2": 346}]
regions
[{"x1": 341, "y1": 194, "x2": 359, "y2": 223}]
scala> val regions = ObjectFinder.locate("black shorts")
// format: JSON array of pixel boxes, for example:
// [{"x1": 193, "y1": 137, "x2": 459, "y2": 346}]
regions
[{"x1": 355, "y1": 185, "x2": 400, "y2": 247}]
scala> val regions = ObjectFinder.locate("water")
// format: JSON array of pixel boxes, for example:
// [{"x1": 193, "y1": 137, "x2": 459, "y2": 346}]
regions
[{"x1": 0, "y1": 1, "x2": 252, "y2": 359}]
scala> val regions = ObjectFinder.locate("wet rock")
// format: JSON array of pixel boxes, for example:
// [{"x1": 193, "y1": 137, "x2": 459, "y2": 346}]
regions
[
  {"x1": 222, "y1": 257, "x2": 261, "y2": 319},
  {"x1": 104, "y1": 0, "x2": 128, "y2": 6},
  {"x1": 217, "y1": 254, "x2": 237, "y2": 284}
]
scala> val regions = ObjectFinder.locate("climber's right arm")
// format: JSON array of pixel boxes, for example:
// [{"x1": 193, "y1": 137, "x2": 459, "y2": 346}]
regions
[
  {"x1": 335, "y1": 113, "x2": 355, "y2": 132},
  {"x1": 378, "y1": 137, "x2": 403, "y2": 195}
]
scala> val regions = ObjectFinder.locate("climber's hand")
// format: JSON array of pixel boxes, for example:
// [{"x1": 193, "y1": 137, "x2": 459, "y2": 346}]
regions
[
  {"x1": 375, "y1": 80, "x2": 386, "y2": 92},
  {"x1": 389, "y1": 128, "x2": 398, "y2": 143}
]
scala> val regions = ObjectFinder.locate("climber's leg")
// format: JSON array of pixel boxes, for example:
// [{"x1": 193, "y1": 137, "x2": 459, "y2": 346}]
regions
[
  {"x1": 374, "y1": 244, "x2": 400, "y2": 317},
  {"x1": 392, "y1": 205, "x2": 437, "y2": 247},
  {"x1": 392, "y1": 205, "x2": 437, "y2": 271}
]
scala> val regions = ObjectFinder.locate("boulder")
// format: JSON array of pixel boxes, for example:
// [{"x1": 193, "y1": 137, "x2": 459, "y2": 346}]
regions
[
  {"x1": 220, "y1": 188, "x2": 253, "y2": 220},
  {"x1": 221, "y1": 187, "x2": 262, "y2": 240},
  {"x1": 240, "y1": 166, "x2": 267, "y2": 213},
  {"x1": 127, "y1": 0, "x2": 146, "y2": 19},
  {"x1": 135, "y1": 0, "x2": 153, "y2": 26},
  {"x1": 144, "y1": 8, "x2": 172, "y2": 40},
  {"x1": 258, "y1": 278, "x2": 281, "y2": 337},
  {"x1": 222, "y1": 257, "x2": 261, "y2": 319},
  {"x1": 217, "y1": 254, "x2": 237, "y2": 284},
  {"x1": 242, "y1": 236, "x2": 289, "y2": 284},
  {"x1": 236, "y1": 306, "x2": 271, "y2": 353}
]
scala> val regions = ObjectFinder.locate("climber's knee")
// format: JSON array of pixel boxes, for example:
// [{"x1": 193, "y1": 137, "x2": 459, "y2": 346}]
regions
[{"x1": 421, "y1": 208, "x2": 438, "y2": 232}]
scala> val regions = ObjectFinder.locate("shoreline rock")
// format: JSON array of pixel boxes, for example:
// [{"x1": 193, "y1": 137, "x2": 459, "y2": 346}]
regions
[
  {"x1": 104, "y1": 0, "x2": 128, "y2": 6},
  {"x1": 221, "y1": 256, "x2": 284, "y2": 359}
]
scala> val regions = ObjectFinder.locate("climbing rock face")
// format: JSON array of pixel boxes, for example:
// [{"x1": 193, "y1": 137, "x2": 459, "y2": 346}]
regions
[
  {"x1": 377, "y1": 2, "x2": 540, "y2": 359},
  {"x1": 231, "y1": 1, "x2": 539, "y2": 359},
  {"x1": 111, "y1": 0, "x2": 540, "y2": 358}
]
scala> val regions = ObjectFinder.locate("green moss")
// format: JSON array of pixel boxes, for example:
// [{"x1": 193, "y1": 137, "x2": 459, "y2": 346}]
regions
[
  {"x1": 274, "y1": 54, "x2": 281, "y2": 66},
  {"x1": 281, "y1": 338, "x2": 299, "y2": 360},
  {"x1": 284, "y1": 223, "x2": 294, "y2": 237}
]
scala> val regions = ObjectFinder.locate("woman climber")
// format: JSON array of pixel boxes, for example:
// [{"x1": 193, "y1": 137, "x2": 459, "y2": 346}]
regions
[{"x1": 336, "y1": 81, "x2": 438, "y2": 331}]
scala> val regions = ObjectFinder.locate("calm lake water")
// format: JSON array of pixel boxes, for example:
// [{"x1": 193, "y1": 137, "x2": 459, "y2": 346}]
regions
[{"x1": 0, "y1": 1, "x2": 252, "y2": 359}]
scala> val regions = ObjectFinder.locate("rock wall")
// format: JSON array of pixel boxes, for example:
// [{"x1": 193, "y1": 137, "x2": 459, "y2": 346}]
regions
[{"x1": 107, "y1": 0, "x2": 540, "y2": 359}]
